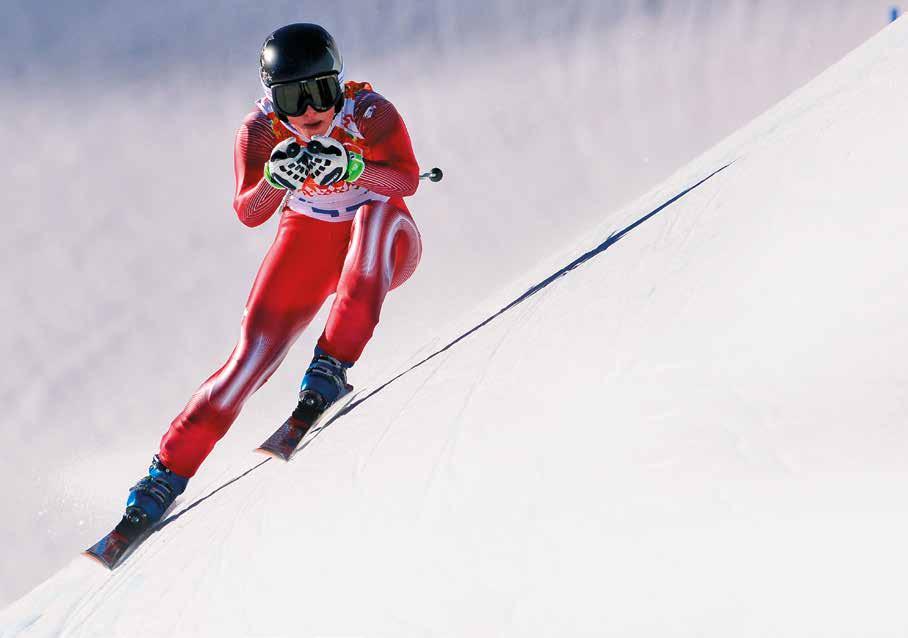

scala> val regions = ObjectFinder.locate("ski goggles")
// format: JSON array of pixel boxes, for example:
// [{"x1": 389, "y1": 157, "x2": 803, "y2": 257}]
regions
[{"x1": 270, "y1": 74, "x2": 343, "y2": 116}]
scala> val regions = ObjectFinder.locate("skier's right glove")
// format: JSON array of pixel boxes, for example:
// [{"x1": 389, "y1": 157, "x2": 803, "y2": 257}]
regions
[{"x1": 264, "y1": 138, "x2": 310, "y2": 190}]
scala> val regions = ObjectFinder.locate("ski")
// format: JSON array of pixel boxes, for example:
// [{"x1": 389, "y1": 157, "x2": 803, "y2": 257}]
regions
[
  {"x1": 255, "y1": 387, "x2": 356, "y2": 461},
  {"x1": 85, "y1": 389, "x2": 358, "y2": 569},
  {"x1": 83, "y1": 509, "x2": 153, "y2": 570}
]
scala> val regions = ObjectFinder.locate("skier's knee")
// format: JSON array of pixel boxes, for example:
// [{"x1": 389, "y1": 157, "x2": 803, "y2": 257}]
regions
[{"x1": 337, "y1": 277, "x2": 383, "y2": 319}]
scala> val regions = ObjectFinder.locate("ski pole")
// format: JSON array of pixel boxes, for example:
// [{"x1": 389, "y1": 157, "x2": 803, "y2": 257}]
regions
[{"x1": 419, "y1": 167, "x2": 444, "y2": 182}]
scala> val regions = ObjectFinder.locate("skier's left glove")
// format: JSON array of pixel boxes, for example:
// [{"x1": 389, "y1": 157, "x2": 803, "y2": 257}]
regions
[{"x1": 302, "y1": 135, "x2": 365, "y2": 187}]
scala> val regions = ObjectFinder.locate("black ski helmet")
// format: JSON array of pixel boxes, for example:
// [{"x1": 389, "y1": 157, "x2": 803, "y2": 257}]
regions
[{"x1": 260, "y1": 23, "x2": 345, "y2": 112}]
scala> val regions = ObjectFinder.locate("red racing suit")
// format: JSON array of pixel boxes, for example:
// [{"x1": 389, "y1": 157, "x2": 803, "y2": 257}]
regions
[{"x1": 158, "y1": 81, "x2": 422, "y2": 477}]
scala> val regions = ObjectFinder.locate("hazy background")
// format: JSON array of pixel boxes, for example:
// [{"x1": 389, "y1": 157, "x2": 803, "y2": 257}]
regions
[{"x1": 0, "y1": 0, "x2": 892, "y2": 608}]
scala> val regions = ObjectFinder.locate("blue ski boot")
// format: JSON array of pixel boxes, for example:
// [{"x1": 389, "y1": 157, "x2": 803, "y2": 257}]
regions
[
  {"x1": 255, "y1": 348, "x2": 355, "y2": 461},
  {"x1": 298, "y1": 346, "x2": 353, "y2": 412},
  {"x1": 123, "y1": 455, "x2": 189, "y2": 531}
]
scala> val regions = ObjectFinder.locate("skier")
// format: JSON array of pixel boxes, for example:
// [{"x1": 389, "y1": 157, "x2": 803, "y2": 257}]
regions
[{"x1": 122, "y1": 23, "x2": 422, "y2": 527}]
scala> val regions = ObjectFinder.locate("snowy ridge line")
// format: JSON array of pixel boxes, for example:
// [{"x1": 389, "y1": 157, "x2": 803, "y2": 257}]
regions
[
  {"x1": 343, "y1": 161, "x2": 734, "y2": 410},
  {"x1": 133, "y1": 162, "x2": 733, "y2": 539},
  {"x1": 155, "y1": 459, "x2": 270, "y2": 533}
]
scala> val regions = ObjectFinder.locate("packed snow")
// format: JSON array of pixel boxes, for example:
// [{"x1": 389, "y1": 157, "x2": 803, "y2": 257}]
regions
[{"x1": 2, "y1": 2, "x2": 906, "y2": 636}]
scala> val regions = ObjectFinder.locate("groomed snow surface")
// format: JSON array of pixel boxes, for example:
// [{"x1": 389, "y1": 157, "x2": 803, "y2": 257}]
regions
[{"x1": 4, "y1": 12, "x2": 908, "y2": 638}]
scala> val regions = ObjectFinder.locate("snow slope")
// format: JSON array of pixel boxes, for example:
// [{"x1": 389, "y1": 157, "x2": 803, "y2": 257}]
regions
[
  {"x1": 0, "y1": 1, "x2": 889, "y2": 607},
  {"x1": 3, "y1": 12, "x2": 908, "y2": 638}
]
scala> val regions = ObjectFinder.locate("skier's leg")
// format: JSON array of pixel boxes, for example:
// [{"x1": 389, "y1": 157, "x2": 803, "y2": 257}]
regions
[
  {"x1": 316, "y1": 202, "x2": 422, "y2": 364},
  {"x1": 158, "y1": 214, "x2": 352, "y2": 477}
]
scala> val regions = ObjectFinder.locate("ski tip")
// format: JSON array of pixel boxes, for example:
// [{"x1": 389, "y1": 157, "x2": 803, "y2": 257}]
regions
[
  {"x1": 253, "y1": 446, "x2": 289, "y2": 462},
  {"x1": 82, "y1": 549, "x2": 116, "y2": 570}
]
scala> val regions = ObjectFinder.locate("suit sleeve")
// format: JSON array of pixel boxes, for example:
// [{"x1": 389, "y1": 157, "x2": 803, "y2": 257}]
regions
[
  {"x1": 233, "y1": 109, "x2": 286, "y2": 227},
  {"x1": 353, "y1": 93, "x2": 420, "y2": 197}
]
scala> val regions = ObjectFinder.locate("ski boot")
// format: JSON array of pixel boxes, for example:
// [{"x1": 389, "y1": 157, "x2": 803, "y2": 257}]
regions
[
  {"x1": 297, "y1": 346, "x2": 353, "y2": 414},
  {"x1": 119, "y1": 455, "x2": 189, "y2": 537},
  {"x1": 256, "y1": 348, "x2": 355, "y2": 460},
  {"x1": 83, "y1": 455, "x2": 189, "y2": 568}
]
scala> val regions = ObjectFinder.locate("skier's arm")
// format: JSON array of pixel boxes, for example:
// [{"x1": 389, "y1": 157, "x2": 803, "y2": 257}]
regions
[
  {"x1": 353, "y1": 93, "x2": 419, "y2": 197},
  {"x1": 233, "y1": 110, "x2": 286, "y2": 227}
]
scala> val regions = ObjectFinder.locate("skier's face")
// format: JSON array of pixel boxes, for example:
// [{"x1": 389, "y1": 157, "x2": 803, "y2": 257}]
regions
[{"x1": 286, "y1": 105, "x2": 334, "y2": 139}]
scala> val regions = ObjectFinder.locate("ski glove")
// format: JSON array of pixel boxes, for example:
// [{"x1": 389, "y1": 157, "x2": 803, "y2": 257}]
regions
[
  {"x1": 264, "y1": 138, "x2": 310, "y2": 190},
  {"x1": 302, "y1": 135, "x2": 365, "y2": 187}
]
